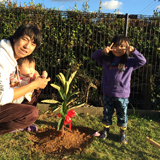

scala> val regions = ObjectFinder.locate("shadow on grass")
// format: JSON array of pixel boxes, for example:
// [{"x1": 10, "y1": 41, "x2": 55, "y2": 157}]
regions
[
  {"x1": 97, "y1": 134, "x2": 160, "y2": 160},
  {"x1": 129, "y1": 113, "x2": 160, "y2": 123},
  {"x1": 108, "y1": 132, "x2": 120, "y2": 142}
]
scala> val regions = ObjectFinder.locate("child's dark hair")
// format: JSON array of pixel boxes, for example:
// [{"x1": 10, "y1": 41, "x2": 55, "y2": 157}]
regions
[
  {"x1": 17, "y1": 55, "x2": 35, "y2": 67},
  {"x1": 109, "y1": 34, "x2": 130, "y2": 72},
  {"x1": 8, "y1": 24, "x2": 42, "y2": 50}
]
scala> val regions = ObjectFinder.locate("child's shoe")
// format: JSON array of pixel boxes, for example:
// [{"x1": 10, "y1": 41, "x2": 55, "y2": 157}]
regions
[
  {"x1": 100, "y1": 127, "x2": 109, "y2": 140},
  {"x1": 120, "y1": 127, "x2": 127, "y2": 144},
  {"x1": 11, "y1": 124, "x2": 38, "y2": 133},
  {"x1": 24, "y1": 124, "x2": 38, "y2": 132}
]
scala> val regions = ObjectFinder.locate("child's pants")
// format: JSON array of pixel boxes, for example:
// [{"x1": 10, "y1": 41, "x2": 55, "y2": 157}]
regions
[
  {"x1": 0, "y1": 89, "x2": 41, "y2": 135},
  {"x1": 102, "y1": 94, "x2": 129, "y2": 128}
]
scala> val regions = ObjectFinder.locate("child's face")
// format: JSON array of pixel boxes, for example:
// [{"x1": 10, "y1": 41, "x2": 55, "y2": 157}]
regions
[
  {"x1": 112, "y1": 41, "x2": 127, "y2": 57},
  {"x1": 18, "y1": 60, "x2": 35, "y2": 77}
]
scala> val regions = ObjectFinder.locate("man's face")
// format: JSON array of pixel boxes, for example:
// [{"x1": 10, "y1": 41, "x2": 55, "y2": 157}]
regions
[{"x1": 14, "y1": 34, "x2": 36, "y2": 60}]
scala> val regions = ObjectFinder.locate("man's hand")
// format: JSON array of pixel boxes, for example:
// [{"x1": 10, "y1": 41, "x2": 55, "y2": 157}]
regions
[{"x1": 34, "y1": 76, "x2": 50, "y2": 89}]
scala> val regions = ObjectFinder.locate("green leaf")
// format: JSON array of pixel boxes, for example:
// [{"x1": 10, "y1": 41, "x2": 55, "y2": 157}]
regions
[
  {"x1": 58, "y1": 87, "x2": 65, "y2": 100},
  {"x1": 68, "y1": 70, "x2": 77, "y2": 85},
  {"x1": 59, "y1": 73, "x2": 66, "y2": 86},
  {"x1": 50, "y1": 83, "x2": 60, "y2": 90},
  {"x1": 69, "y1": 103, "x2": 86, "y2": 109},
  {"x1": 41, "y1": 99, "x2": 60, "y2": 104},
  {"x1": 60, "y1": 101, "x2": 67, "y2": 117},
  {"x1": 57, "y1": 117, "x2": 65, "y2": 130},
  {"x1": 64, "y1": 81, "x2": 70, "y2": 95},
  {"x1": 66, "y1": 92, "x2": 71, "y2": 103},
  {"x1": 70, "y1": 91, "x2": 80, "y2": 97}
]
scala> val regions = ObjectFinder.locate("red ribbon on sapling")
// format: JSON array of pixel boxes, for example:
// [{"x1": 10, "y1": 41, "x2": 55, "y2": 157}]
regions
[{"x1": 58, "y1": 110, "x2": 76, "y2": 130}]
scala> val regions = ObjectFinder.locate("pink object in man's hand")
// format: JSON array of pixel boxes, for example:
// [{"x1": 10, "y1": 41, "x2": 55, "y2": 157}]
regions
[{"x1": 42, "y1": 71, "x2": 48, "y2": 79}]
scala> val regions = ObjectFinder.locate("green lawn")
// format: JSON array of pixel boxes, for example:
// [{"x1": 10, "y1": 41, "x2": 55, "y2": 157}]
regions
[{"x1": 0, "y1": 109, "x2": 160, "y2": 160}]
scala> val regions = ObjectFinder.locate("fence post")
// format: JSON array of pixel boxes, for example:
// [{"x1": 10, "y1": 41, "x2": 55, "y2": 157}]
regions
[{"x1": 124, "y1": 13, "x2": 129, "y2": 36}]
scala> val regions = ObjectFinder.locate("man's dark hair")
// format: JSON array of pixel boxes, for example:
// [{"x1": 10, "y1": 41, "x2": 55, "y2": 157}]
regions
[{"x1": 8, "y1": 23, "x2": 42, "y2": 50}]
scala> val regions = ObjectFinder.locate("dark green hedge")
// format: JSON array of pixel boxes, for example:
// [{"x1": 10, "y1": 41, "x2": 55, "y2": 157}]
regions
[{"x1": 1, "y1": 2, "x2": 160, "y2": 110}]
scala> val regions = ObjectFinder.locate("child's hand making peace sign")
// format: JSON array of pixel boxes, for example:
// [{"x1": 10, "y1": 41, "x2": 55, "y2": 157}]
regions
[
  {"x1": 126, "y1": 41, "x2": 135, "y2": 53},
  {"x1": 102, "y1": 43, "x2": 115, "y2": 54}
]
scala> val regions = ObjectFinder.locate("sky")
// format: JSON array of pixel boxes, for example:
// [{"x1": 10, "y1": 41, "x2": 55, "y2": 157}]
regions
[{"x1": 3, "y1": 0, "x2": 160, "y2": 16}]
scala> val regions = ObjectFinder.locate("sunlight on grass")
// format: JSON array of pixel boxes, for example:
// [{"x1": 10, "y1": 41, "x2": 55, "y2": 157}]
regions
[{"x1": 0, "y1": 111, "x2": 159, "y2": 160}]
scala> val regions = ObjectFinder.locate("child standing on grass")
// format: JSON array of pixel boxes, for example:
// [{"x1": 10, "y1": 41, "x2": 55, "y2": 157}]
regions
[{"x1": 92, "y1": 35, "x2": 146, "y2": 144}]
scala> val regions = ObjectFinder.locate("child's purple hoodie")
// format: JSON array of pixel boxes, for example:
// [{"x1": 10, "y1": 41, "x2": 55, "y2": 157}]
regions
[{"x1": 92, "y1": 49, "x2": 146, "y2": 98}]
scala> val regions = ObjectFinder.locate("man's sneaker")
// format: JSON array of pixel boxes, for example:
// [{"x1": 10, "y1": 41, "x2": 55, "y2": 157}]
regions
[
  {"x1": 120, "y1": 129, "x2": 127, "y2": 144},
  {"x1": 100, "y1": 127, "x2": 109, "y2": 140}
]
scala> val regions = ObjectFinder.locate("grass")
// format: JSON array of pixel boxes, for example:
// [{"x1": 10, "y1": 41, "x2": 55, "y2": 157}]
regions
[{"x1": 0, "y1": 109, "x2": 160, "y2": 160}]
